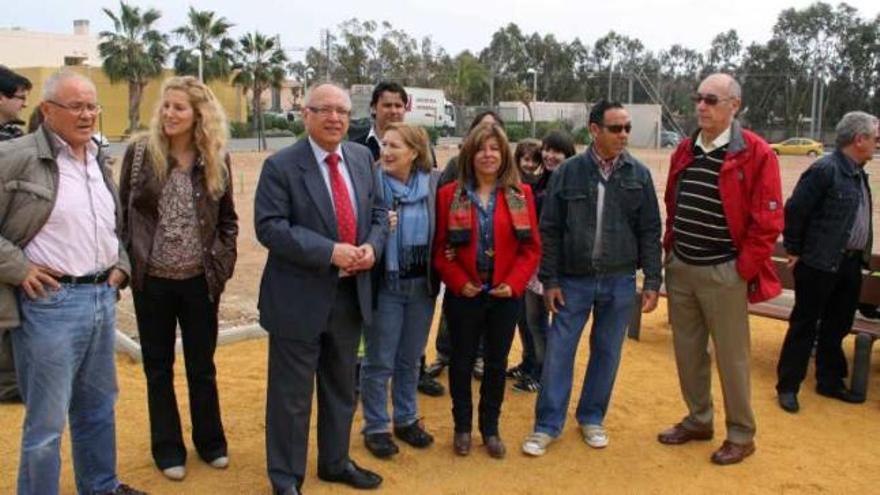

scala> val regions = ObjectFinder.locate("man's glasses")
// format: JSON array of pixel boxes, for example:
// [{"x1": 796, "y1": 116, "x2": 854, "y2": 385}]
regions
[
  {"x1": 47, "y1": 100, "x2": 102, "y2": 115},
  {"x1": 690, "y1": 93, "x2": 733, "y2": 106},
  {"x1": 307, "y1": 106, "x2": 351, "y2": 117},
  {"x1": 602, "y1": 123, "x2": 632, "y2": 134},
  {"x1": 11, "y1": 94, "x2": 27, "y2": 102}
]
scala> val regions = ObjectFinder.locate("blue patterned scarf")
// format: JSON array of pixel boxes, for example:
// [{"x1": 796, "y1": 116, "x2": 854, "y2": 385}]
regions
[{"x1": 381, "y1": 170, "x2": 431, "y2": 287}]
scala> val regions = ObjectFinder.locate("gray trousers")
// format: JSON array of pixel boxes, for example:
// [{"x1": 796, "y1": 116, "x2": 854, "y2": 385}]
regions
[
  {"x1": 0, "y1": 329, "x2": 20, "y2": 401},
  {"x1": 665, "y1": 254, "x2": 756, "y2": 444},
  {"x1": 266, "y1": 283, "x2": 362, "y2": 492}
]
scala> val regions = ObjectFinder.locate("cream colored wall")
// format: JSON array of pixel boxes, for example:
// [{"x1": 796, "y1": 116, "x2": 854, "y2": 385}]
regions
[
  {"x1": 16, "y1": 67, "x2": 246, "y2": 140},
  {"x1": 0, "y1": 29, "x2": 100, "y2": 68}
]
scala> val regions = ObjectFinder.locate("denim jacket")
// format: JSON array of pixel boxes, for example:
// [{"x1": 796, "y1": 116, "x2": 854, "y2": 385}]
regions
[
  {"x1": 783, "y1": 149, "x2": 873, "y2": 272},
  {"x1": 538, "y1": 150, "x2": 662, "y2": 291}
]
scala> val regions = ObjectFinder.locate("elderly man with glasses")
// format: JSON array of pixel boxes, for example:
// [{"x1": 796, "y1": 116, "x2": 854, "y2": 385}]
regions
[
  {"x1": 657, "y1": 73, "x2": 783, "y2": 466},
  {"x1": 521, "y1": 99, "x2": 662, "y2": 457},
  {"x1": 255, "y1": 83, "x2": 388, "y2": 495},
  {"x1": 0, "y1": 70, "x2": 143, "y2": 494}
]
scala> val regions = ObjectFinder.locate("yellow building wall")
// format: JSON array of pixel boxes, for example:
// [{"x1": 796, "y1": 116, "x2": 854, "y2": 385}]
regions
[{"x1": 16, "y1": 67, "x2": 246, "y2": 140}]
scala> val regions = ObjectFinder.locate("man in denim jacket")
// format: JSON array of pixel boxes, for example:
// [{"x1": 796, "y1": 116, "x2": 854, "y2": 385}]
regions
[
  {"x1": 521, "y1": 100, "x2": 661, "y2": 457},
  {"x1": 776, "y1": 111, "x2": 879, "y2": 412}
]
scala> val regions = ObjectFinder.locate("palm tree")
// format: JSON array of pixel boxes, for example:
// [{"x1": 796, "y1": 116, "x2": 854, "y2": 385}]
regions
[
  {"x1": 98, "y1": 1, "x2": 168, "y2": 133},
  {"x1": 171, "y1": 7, "x2": 235, "y2": 83},
  {"x1": 232, "y1": 32, "x2": 288, "y2": 151}
]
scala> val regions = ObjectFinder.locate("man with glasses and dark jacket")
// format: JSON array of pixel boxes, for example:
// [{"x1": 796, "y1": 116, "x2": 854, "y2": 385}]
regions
[
  {"x1": 0, "y1": 65, "x2": 32, "y2": 404},
  {"x1": 657, "y1": 73, "x2": 783, "y2": 466},
  {"x1": 776, "y1": 111, "x2": 878, "y2": 412},
  {"x1": 521, "y1": 100, "x2": 662, "y2": 457}
]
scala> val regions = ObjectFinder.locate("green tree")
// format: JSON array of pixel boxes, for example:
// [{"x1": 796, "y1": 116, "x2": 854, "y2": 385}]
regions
[
  {"x1": 170, "y1": 7, "x2": 236, "y2": 83},
  {"x1": 232, "y1": 32, "x2": 288, "y2": 151},
  {"x1": 98, "y1": 1, "x2": 168, "y2": 133}
]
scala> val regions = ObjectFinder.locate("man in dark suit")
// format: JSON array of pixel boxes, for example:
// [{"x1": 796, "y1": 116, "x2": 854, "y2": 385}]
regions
[{"x1": 255, "y1": 83, "x2": 388, "y2": 494}]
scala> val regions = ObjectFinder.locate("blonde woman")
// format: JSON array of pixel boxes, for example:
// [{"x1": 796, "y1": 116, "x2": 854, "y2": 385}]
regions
[{"x1": 119, "y1": 76, "x2": 238, "y2": 481}]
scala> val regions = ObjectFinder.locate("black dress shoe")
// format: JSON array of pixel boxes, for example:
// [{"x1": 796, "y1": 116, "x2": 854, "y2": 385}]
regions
[
  {"x1": 777, "y1": 392, "x2": 800, "y2": 413},
  {"x1": 364, "y1": 432, "x2": 399, "y2": 458},
  {"x1": 417, "y1": 374, "x2": 445, "y2": 397},
  {"x1": 274, "y1": 486, "x2": 301, "y2": 495},
  {"x1": 394, "y1": 420, "x2": 434, "y2": 448},
  {"x1": 816, "y1": 385, "x2": 865, "y2": 404},
  {"x1": 318, "y1": 460, "x2": 382, "y2": 490}
]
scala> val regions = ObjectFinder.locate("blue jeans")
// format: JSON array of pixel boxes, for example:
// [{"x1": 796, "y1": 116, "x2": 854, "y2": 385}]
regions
[
  {"x1": 360, "y1": 277, "x2": 436, "y2": 434},
  {"x1": 534, "y1": 274, "x2": 636, "y2": 436},
  {"x1": 13, "y1": 283, "x2": 120, "y2": 495}
]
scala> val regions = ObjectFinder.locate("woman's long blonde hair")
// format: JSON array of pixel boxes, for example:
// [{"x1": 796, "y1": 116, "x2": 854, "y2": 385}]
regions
[{"x1": 144, "y1": 76, "x2": 229, "y2": 199}]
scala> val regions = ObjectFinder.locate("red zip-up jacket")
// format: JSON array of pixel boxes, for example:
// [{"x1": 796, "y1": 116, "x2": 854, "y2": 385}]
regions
[
  {"x1": 433, "y1": 182, "x2": 541, "y2": 297},
  {"x1": 663, "y1": 122, "x2": 784, "y2": 303}
]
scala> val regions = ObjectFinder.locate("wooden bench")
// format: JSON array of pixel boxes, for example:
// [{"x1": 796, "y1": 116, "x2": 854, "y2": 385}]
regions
[{"x1": 625, "y1": 243, "x2": 880, "y2": 398}]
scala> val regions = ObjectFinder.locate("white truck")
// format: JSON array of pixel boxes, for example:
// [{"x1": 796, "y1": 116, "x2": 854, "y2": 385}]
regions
[{"x1": 350, "y1": 84, "x2": 456, "y2": 134}]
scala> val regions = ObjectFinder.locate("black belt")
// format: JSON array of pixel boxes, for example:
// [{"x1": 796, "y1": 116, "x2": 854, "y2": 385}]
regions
[{"x1": 56, "y1": 269, "x2": 111, "y2": 285}]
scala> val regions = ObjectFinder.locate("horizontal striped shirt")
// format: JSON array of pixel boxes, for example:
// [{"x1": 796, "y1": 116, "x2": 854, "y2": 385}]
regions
[{"x1": 672, "y1": 143, "x2": 736, "y2": 265}]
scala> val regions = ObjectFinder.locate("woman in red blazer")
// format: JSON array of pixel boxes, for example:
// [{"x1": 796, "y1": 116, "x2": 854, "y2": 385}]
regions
[{"x1": 433, "y1": 123, "x2": 541, "y2": 459}]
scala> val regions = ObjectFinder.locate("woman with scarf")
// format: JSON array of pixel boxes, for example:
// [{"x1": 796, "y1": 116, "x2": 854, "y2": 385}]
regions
[
  {"x1": 360, "y1": 122, "x2": 441, "y2": 459},
  {"x1": 434, "y1": 123, "x2": 541, "y2": 459}
]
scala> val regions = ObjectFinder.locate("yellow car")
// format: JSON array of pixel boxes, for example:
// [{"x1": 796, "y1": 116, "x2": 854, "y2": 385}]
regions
[{"x1": 770, "y1": 138, "x2": 824, "y2": 157}]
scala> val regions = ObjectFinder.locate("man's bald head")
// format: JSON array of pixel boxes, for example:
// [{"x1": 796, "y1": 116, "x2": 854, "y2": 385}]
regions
[
  {"x1": 695, "y1": 73, "x2": 742, "y2": 140},
  {"x1": 303, "y1": 83, "x2": 352, "y2": 151}
]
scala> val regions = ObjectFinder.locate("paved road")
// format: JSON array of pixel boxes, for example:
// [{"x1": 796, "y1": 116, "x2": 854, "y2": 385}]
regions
[{"x1": 106, "y1": 136, "x2": 299, "y2": 156}]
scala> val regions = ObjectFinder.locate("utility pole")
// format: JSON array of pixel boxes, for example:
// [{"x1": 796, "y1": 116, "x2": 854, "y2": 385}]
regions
[
  {"x1": 816, "y1": 78, "x2": 825, "y2": 143},
  {"x1": 607, "y1": 56, "x2": 614, "y2": 101},
  {"x1": 628, "y1": 76, "x2": 633, "y2": 104},
  {"x1": 809, "y1": 76, "x2": 818, "y2": 139}
]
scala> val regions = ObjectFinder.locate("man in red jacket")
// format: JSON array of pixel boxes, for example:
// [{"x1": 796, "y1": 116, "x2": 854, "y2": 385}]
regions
[{"x1": 657, "y1": 73, "x2": 783, "y2": 466}]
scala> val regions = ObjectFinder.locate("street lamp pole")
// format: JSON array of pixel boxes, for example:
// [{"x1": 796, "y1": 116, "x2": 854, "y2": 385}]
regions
[{"x1": 527, "y1": 67, "x2": 538, "y2": 138}]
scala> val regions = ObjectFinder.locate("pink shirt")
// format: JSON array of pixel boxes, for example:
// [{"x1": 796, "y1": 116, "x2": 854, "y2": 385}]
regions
[{"x1": 24, "y1": 135, "x2": 119, "y2": 276}]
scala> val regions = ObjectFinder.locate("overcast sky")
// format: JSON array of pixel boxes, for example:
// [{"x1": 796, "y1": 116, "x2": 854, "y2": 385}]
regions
[{"x1": 4, "y1": 0, "x2": 879, "y2": 61}]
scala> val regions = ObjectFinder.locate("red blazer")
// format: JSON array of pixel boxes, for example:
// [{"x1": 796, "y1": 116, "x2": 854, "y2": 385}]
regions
[
  {"x1": 664, "y1": 124, "x2": 783, "y2": 303},
  {"x1": 433, "y1": 182, "x2": 541, "y2": 297}
]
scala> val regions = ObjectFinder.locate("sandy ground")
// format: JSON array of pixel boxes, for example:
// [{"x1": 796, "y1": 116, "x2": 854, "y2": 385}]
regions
[{"x1": 3, "y1": 146, "x2": 880, "y2": 494}]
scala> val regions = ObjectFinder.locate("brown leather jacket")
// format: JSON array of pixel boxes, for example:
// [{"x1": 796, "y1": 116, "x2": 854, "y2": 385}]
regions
[{"x1": 119, "y1": 139, "x2": 238, "y2": 301}]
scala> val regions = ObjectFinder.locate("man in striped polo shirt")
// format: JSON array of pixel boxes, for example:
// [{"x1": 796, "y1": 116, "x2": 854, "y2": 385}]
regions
[{"x1": 657, "y1": 73, "x2": 783, "y2": 466}]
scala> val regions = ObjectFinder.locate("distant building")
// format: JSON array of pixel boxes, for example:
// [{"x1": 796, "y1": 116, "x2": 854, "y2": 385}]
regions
[
  {"x1": 2, "y1": 20, "x2": 248, "y2": 139},
  {"x1": 498, "y1": 101, "x2": 664, "y2": 148},
  {"x1": 0, "y1": 20, "x2": 99, "y2": 68}
]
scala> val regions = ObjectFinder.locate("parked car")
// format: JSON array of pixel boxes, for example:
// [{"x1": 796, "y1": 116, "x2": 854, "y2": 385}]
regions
[
  {"x1": 770, "y1": 137, "x2": 824, "y2": 157},
  {"x1": 660, "y1": 130, "x2": 682, "y2": 148}
]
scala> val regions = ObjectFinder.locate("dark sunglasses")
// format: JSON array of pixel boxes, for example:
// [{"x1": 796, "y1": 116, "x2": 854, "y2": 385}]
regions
[
  {"x1": 690, "y1": 93, "x2": 732, "y2": 106},
  {"x1": 602, "y1": 123, "x2": 632, "y2": 134}
]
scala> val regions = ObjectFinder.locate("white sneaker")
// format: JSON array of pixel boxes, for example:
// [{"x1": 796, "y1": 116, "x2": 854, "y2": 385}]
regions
[
  {"x1": 162, "y1": 465, "x2": 186, "y2": 480},
  {"x1": 521, "y1": 431, "x2": 554, "y2": 457},
  {"x1": 581, "y1": 424, "x2": 609, "y2": 449},
  {"x1": 209, "y1": 456, "x2": 229, "y2": 469}
]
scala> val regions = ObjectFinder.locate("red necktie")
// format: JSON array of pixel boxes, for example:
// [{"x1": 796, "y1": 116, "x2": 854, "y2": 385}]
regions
[{"x1": 325, "y1": 153, "x2": 357, "y2": 245}]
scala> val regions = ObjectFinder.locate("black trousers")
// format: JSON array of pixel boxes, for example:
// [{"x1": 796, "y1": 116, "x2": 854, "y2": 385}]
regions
[
  {"x1": 132, "y1": 275, "x2": 226, "y2": 469},
  {"x1": 266, "y1": 279, "x2": 362, "y2": 492},
  {"x1": 445, "y1": 292, "x2": 520, "y2": 436},
  {"x1": 776, "y1": 257, "x2": 862, "y2": 394}
]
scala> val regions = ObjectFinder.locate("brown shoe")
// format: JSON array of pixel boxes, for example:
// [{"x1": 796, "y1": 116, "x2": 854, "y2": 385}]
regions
[
  {"x1": 483, "y1": 435, "x2": 506, "y2": 459},
  {"x1": 657, "y1": 423, "x2": 713, "y2": 445},
  {"x1": 711, "y1": 440, "x2": 755, "y2": 465},
  {"x1": 453, "y1": 432, "x2": 471, "y2": 456}
]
